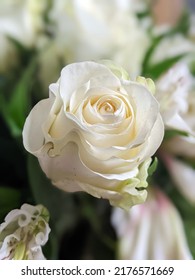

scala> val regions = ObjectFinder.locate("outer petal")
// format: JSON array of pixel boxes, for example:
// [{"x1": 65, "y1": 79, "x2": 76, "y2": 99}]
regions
[
  {"x1": 22, "y1": 98, "x2": 54, "y2": 154},
  {"x1": 38, "y1": 141, "x2": 139, "y2": 192},
  {"x1": 59, "y1": 61, "x2": 121, "y2": 106},
  {"x1": 123, "y1": 82, "x2": 161, "y2": 147}
]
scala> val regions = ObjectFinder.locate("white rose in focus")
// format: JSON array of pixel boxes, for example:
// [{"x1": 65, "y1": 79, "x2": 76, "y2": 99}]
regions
[
  {"x1": 111, "y1": 188, "x2": 192, "y2": 260},
  {"x1": 23, "y1": 61, "x2": 164, "y2": 209}
]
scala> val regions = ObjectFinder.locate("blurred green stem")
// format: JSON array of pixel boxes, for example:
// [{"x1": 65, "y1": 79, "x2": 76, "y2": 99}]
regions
[{"x1": 79, "y1": 194, "x2": 116, "y2": 252}]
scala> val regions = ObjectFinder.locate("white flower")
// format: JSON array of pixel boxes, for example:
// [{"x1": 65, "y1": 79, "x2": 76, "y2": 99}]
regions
[
  {"x1": 149, "y1": 34, "x2": 194, "y2": 66},
  {"x1": 0, "y1": 204, "x2": 50, "y2": 260},
  {"x1": 162, "y1": 155, "x2": 195, "y2": 204},
  {"x1": 23, "y1": 61, "x2": 164, "y2": 210},
  {"x1": 159, "y1": 75, "x2": 195, "y2": 154},
  {"x1": 155, "y1": 63, "x2": 193, "y2": 132},
  {"x1": 163, "y1": 85, "x2": 195, "y2": 157},
  {"x1": 0, "y1": 0, "x2": 48, "y2": 73},
  {"x1": 159, "y1": 83, "x2": 195, "y2": 204},
  {"x1": 48, "y1": 0, "x2": 149, "y2": 77},
  {"x1": 0, "y1": 0, "x2": 48, "y2": 48},
  {"x1": 111, "y1": 188, "x2": 192, "y2": 260}
]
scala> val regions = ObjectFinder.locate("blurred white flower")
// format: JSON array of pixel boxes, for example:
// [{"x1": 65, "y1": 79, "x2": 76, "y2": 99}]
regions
[
  {"x1": 48, "y1": 0, "x2": 150, "y2": 77},
  {"x1": 159, "y1": 82, "x2": 195, "y2": 203},
  {"x1": 0, "y1": 0, "x2": 48, "y2": 73},
  {"x1": 0, "y1": 204, "x2": 50, "y2": 260},
  {"x1": 149, "y1": 34, "x2": 194, "y2": 66},
  {"x1": 23, "y1": 61, "x2": 164, "y2": 210},
  {"x1": 162, "y1": 154, "x2": 195, "y2": 204},
  {"x1": 115, "y1": 0, "x2": 151, "y2": 13},
  {"x1": 0, "y1": 0, "x2": 48, "y2": 47},
  {"x1": 155, "y1": 62, "x2": 193, "y2": 132},
  {"x1": 111, "y1": 188, "x2": 192, "y2": 260}
]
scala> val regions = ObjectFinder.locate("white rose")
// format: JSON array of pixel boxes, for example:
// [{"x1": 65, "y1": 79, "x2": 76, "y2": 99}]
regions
[
  {"x1": 49, "y1": 0, "x2": 149, "y2": 77},
  {"x1": 111, "y1": 188, "x2": 192, "y2": 260},
  {"x1": 23, "y1": 61, "x2": 164, "y2": 209}
]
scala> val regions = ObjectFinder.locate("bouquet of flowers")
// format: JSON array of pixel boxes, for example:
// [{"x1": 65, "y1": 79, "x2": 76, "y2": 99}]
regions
[{"x1": 0, "y1": 0, "x2": 195, "y2": 260}]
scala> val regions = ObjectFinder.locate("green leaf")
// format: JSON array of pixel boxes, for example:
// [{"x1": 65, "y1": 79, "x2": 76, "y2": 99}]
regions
[
  {"x1": 0, "y1": 187, "x2": 21, "y2": 222},
  {"x1": 184, "y1": 219, "x2": 195, "y2": 259},
  {"x1": 142, "y1": 10, "x2": 190, "y2": 78},
  {"x1": 2, "y1": 59, "x2": 36, "y2": 137},
  {"x1": 164, "y1": 129, "x2": 189, "y2": 141},
  {"x1": 27, "y1": 155, "x2": 79, "y2": 258},
  {"x1": 144, "y1": 54, "x2": 185, "y2": 80},
  {"x1": 142, "y1": 34, "x2": 165, "y2": 76},
  {"x1": 148, "y1": 157, "x2": 158, "y2": 176}
]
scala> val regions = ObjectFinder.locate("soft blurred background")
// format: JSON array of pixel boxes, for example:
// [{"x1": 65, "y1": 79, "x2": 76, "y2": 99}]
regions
[
  {"x1": 188, "y1": 0, "x2": 195, "y2": 9},
  {"x1": 0, "y1": 0, "x2": 195, "y2": 260}
]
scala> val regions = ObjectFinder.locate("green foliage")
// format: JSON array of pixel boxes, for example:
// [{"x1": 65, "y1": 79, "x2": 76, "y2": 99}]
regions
[
  {"x1": 148, "y1": 157, "x2": 158, "y2": 176},
  {"x1": 144, "y1": 54, "x2": 185, "y2": 80},
  {"x1": 184, "y1": 220, "x2": 195, "y2": 259},
  {"x1": 0, "y1": 187, "x2": 21, "y2": 223},
  {"x1": 164, "y1": 129, "x2": 189, "y2": 141},
  {"x1": 1, "y1": 60, "x2": 36, "y2": 137},
  {"x1": 142, "y1": 10, "x2": 190, "y2": 79}
]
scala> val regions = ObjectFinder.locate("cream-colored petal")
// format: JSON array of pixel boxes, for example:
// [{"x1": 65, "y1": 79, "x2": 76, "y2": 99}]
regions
[
  {"x1": 59, "y1": 61, "x2": 120, "y2": 106},
  {"x1": 22, "y1": 98, "x2": 54, "y2": 154}
]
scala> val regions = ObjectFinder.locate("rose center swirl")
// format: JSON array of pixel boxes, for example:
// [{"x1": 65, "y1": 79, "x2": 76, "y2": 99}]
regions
[
  {"x1": 82, "y1": 94, "x2": 132, "y2": 125},
  {"x1": 98, "y1": 99, "x2": 116, "y2": 115}
]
